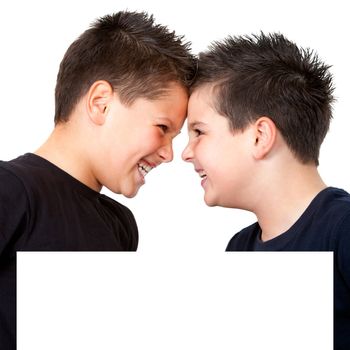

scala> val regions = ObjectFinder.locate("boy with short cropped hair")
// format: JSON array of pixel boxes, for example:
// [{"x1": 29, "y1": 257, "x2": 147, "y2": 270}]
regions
[
  {"x1": 0, "y1": 11, "x2": 195, "y2": 348},
  {"x1": 182, "y1": 33, "x2": 350, "y2": 349}
]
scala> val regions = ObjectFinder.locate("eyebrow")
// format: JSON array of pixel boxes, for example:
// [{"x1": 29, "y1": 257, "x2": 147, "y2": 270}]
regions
[{"x1": 188, "y1": 121, "x2": 206, "y2": 130}]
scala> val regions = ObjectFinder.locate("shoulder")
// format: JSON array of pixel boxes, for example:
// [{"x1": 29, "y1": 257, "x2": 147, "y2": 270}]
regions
[
  {"x1": 312, "y1": 187, "x2": 350, "y2": 251},
  {"x1": 318, "y1": 187, "x2": 350, "y2": 211},
  {"x1": 226, "y1": 222, "x2": 260, "y2": 251},
  {"x1": 0, "y1": 160, "x2": 28, "y2": 202},
  {"x1": 0, "y1": 154, "x2": 43, "y2": 186},
  {"x1": 0, "y1": 154, "x2": 52, "y2": 204},
  {"x1": 1, "y1": 153, "x2": 86, "y2": 198},
  {"x1": 0, "y1": 160, "x2": 30, "y2": 250},
  {"x1": 315, "y1": 187, "x2": 350, "y2": 230}
]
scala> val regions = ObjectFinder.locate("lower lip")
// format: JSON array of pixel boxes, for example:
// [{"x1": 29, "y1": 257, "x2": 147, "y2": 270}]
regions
[
  {"x1": 137, "y1": 167, "x2": 146, "y2": 184},
  {"x1": 201, "y1": 177, "x2": 207, "y2": 187}
]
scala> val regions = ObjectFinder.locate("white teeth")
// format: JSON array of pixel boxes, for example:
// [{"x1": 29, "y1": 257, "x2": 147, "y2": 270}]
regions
[
  {"x1": 198, "y1": 170, "x2": 207, "y2": 179},
  {"x1": 138, "y1": 162, "x2": 153, "y2": 177}
]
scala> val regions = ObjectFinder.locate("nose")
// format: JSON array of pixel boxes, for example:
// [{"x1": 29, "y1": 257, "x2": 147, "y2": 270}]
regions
[
  {"x1": 158, "y1": 142, "x2": 174, "y2": 163},
  {"x1": 182, "y1": 141, "x2": 193, "y2": 162}
]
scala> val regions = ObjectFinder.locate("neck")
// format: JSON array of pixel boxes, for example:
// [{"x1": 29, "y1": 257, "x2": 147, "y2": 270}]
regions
[
  {"x1": 35, "y1": 122, "x2": 102, "y2": 192},
  {"x1": 253, "y1": 162, "x2": 326, "y2": 242}
]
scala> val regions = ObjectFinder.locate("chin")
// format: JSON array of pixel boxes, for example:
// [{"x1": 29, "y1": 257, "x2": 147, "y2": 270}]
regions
[
  {"x1": 122, "y1": 190, "x2": 138, "y2": 198},
  {"x1": 122, "y1": 186, "x2": 141, "y2": 198},
  {"x1": 204, "y1": 194, "x2": 218, "y2": 207},
  {"x1": 105, "y1": 183, "x2": 139, "y2": 198}
]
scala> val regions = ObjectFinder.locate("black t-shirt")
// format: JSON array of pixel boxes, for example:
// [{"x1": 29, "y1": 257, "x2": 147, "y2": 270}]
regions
[
  {"x1": 0, "y1": 153, "x2": 138, "y2": 349},
  {"x1": 226, "y1": 187, "x2": 350, "y2": 350}
]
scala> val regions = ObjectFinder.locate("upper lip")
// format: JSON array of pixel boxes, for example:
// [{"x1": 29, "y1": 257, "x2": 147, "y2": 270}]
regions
[
  {"x1": 195, "y1": 168, "x2": 207, "y2": 178},
  {"x1": 137, "y1": 160, "x2": 158, "y2": 174}
]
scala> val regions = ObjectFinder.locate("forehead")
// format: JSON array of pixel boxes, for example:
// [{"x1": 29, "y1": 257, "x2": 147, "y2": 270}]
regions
[
  {"x1": 133, "y1": 83, "x2": 188, "y2": 132},
  {"x1": 187, "y1": 84, "x2": 234, "y2": 134},
  {"x1": 157, "y1": 83, "x2": 188, "y2": 127},
  {"x1": 132, "y1": 82, "x2": 188, "y2": 115},
  {"x1": 188, "y1": 85, "x2": 218, "y2": 121}
]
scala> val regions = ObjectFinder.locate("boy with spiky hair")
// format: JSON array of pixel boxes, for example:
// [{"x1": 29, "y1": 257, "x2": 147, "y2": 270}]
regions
[
  {"x1": 0, "y1": 11, "x2": 195, "y2": 348},
  {"x1": 182, "y1": 33, "x2": 350, "y2": 349}
]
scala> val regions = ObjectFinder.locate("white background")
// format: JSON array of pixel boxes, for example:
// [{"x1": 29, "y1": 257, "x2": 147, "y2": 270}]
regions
[
  {"x1": 0, "y1": 0, "x2": 346, "y2": 348},
  {"x1": 0, "y1": 0, "x2": 349, "y2": 251},
  {"x1": 17, "y1": 252, "x2": 333, "y2": 350}
]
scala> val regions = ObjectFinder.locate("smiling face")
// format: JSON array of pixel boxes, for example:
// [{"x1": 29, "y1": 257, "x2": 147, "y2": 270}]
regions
[
  {"x1": 93, "y1": 83, "x2": 188, "y2": 197},
  {"x1": 182, "y1": 85, "x2": 256, "y2": 208}
]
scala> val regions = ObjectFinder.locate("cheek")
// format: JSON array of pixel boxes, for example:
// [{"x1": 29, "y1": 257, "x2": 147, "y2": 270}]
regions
[
  {"x1": 120, "y1": 130, "x2": 163, "y2": 160},
  {"x1": 143, "y1": 132, "x2": 164, "y2": 152},
  {"x1": 197, "y1": 141, "x2": 221, "y2": 169},
  {"x1": 204, "y1": 142, "x2": 238, "y2": 179}
]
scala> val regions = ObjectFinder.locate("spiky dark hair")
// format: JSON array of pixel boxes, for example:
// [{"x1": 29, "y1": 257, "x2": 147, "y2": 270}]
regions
[
  {"x1": 55, "y1": 11, "x2": 196, "y2": 123},
  {"x1": 193, "y1": 32, "x2": 335, "y2": 165}
]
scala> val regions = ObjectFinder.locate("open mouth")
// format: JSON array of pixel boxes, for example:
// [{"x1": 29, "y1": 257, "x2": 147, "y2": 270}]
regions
[
  {"x1": 198, "y1": 170, "x2": 207, "y2": 180},
  {"x1": 137, "y1": 161, "x2": 154, "y2": 178}
]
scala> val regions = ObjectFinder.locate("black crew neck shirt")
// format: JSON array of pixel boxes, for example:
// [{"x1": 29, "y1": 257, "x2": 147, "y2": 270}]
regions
[
  {"x1": 0, "y1": 153, "x2": 138, "y2": 348},
  {"x1": 226, "y1": 187, "x2": 350, "y2": 350}
]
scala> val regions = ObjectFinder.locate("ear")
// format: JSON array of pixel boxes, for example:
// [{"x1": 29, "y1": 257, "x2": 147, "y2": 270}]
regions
[
  {"x1": 86, "y1": 80, "x2": 114, "y2": 125},
  {"x1": 252, "y1": 117, "x2": 277, "y2": 160}
]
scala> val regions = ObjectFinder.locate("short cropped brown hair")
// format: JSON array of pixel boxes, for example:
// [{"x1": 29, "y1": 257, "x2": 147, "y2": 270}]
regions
[
  {"x1": 55, "y1": 11, "x2": 196, "y2": 123},
  {"x1": 193, "y1": 33, "x2": 335, "y2": 165}
]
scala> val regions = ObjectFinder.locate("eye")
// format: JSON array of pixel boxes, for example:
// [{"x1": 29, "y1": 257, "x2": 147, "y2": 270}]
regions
[
  {"x1": 194, "y1": 128, "x2": 203, "y2": 137},
  {"x1": 157, "y1": 124, "x2": 169, "y2": 133}
]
